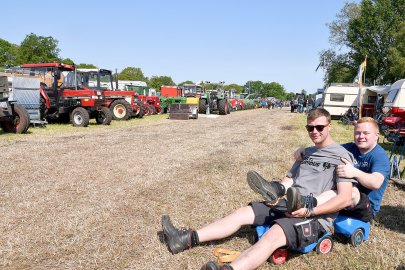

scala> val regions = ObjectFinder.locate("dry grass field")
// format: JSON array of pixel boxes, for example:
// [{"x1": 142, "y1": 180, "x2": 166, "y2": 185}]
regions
[{"x1": 1, "y1": 108, "x2": 405, "y2": 270}]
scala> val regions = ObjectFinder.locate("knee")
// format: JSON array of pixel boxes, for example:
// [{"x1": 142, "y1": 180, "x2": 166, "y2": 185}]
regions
[
  {"x1": 230, "y1": 206, "x2": 255, "y2": 223},
  {"x1": 260, "y1": 224, "x2": 286, "y2": 246},
  {"x1": 351, "y1": 187, "x2": 361, "y2": 207}
]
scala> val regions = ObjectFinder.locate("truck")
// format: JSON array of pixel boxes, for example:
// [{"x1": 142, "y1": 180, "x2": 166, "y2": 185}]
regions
[
  {"x1": 0, "y1": 76, "x2": 30, "y2": 133},
  {"x1": 20, "y1": 63, "x2": 112, "y2": 127}
]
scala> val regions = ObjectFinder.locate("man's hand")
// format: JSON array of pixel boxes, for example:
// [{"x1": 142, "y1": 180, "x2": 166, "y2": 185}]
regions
[
  {"x1": 287, "y1": 207, "x2": 310, "y2": 218},
  {"x1": 336, "y1": 157, "x2": 358, "y2": 179},
  {"x1": 293, "y1": 147, "x2": 305, "y2": 161}
]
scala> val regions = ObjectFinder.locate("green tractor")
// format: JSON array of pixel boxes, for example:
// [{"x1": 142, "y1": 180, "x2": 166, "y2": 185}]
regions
[{"x1": 199, "y1": 82, "x2": 230, "y2": 115}]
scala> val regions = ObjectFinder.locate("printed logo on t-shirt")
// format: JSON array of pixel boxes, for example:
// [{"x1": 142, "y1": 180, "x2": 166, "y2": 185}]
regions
[
  {"x1": 323, "y1": 162, "x2": 332, "y2": 170},
  {"x1": 301, "y1": 157, "x2": 320, "y2": 167}
]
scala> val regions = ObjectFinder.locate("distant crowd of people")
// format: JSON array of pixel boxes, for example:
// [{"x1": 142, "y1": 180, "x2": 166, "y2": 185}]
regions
[{"x1": 290, "y1": 96, "x2": 315, "y2": 113}]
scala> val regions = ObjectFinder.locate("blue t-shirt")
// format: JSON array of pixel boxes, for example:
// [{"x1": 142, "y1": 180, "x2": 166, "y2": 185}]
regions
[{"x1": 342, "y1": 142, "x2": 390, "y2": 217}]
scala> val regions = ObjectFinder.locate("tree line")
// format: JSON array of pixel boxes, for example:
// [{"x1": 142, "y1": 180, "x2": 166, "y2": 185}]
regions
[
  {"x1": 0, "y1": 33, "x2": 295, "y2": 100},
  {"x1": 319, "y1": 0, "x2": 405, "y2": 85}
]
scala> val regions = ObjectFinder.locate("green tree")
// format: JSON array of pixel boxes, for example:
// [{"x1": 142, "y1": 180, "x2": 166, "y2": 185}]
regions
[
  {"x1": 118, "y1": 67, "x2": 147, "y2": 81},
  {"x1": 148, "y1": 75, "x2": 175, "y2": 90},
  {"x1": 263, "y1": 82, "x2": 286, "y2": 99},
  {"x1": 61, "y1": 58, "x2": 75, "y2": 65},
  {"x1": 224, "y1": 84, "x2": 243, "y2": 93},
  {"x1": 76, "y1": 63, "x2": 97, "y2": 68},
  {"x1": 17, "y1": 33, "x2": 60, "y2": 64},
  {"x1": 387, "y1": 22, "x2": 405, "y2": 80},
  {"x1": 0, "y1": 38, "x2": 18, "y2": 67},
  {"x1": 178, "y1": 80, "x2": 194, "y2": 86},
  {"x1": 321, "y1": 0, "x2": 405, "y2": 85}
]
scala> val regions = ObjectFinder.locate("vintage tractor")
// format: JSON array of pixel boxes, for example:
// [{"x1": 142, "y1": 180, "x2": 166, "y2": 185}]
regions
[
  {"x1": 77, "y1": 68, "x2": 145, "y2": 120},
  {"x1": 0, "y1": 76, "x2": 30, "y2": 133},
  {"x1": 199, "y1": 82, "x2": 230, "y2": 115},
  {"x1": 20, "y1": 63, "x2": 112, "y2": 127}
]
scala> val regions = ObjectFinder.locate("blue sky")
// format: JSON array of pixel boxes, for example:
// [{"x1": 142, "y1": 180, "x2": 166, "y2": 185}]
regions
[{"x1": 2, "y1": 0, "x2": 353, "y2": 94}]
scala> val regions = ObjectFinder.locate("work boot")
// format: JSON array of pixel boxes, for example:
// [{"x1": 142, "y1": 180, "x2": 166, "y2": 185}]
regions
[
  {"x1": 200, "y1": 261, "x2": 234, "y2": 270},
  {"x1": 247, "y1": 170, "x2": 285, "y2": 201},
  {"x1": 161, "y1": 215, "x2": 198, "y2": 254},
  {"x1": 286, "y1": 187, "x2": 317, "y2": 214}
]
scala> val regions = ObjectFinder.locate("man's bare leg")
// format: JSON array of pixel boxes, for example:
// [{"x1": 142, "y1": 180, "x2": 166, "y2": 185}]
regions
[
  {"x1": 197, "y1": 206, "x2": 255, "y2": 242},
  {"x1": 230, "y1": 224, "x2": 287, "y2": 270}
]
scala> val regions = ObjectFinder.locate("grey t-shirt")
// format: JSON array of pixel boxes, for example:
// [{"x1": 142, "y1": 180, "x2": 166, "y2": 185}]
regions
[{"x1": 287, "y1": 142, "x2": 357, "y2": 231}]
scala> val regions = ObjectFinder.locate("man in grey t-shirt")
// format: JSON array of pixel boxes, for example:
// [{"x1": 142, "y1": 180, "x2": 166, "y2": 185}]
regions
[{"x1": 161, "y1": 108, "x2": 355, "y2": 270}]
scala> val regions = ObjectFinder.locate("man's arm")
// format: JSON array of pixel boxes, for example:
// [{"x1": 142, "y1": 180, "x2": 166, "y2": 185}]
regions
[
  {"x1": 290, "y1": 181, "x2": 353, "y2": 217},
  {"x1": 337, "y1": 158, "x2": 384, "y2": 190}
]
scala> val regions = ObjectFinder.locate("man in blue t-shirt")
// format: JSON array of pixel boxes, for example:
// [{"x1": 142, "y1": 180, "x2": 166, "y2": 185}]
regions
[{"x1": 334, "y1": 117, "x2": 390, "y2": 220}]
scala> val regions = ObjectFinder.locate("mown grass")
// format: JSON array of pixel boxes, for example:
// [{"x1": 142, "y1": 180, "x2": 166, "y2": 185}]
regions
[{"x1": 0, "y1": 114, "x2": 168, "y2": 139}]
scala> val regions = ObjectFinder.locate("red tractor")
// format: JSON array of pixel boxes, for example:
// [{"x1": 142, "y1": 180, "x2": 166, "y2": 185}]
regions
[
  {"x1": 77, "y1": 68, "x2": 143, "y2": 120},
  {"x1": 20, "y1": 63, "x2": 112, "y2": 127},
  {"x1": 124, "y1": 85, "x2": 161, "y2": 115}
]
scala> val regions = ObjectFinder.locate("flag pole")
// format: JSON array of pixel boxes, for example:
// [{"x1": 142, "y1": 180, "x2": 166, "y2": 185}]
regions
[{"x1": 357, "y1": 56, "x2": 367, "y2": 119}]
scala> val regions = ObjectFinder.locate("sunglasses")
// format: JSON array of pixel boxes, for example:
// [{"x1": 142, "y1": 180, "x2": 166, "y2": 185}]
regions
[{"x1": 305, "y1": 124, "x2": 328, "y2": 132}]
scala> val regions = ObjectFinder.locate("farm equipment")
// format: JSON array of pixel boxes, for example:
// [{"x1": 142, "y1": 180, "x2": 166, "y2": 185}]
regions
[
  {"x1": 159, "y1": 84, "x2": 200, "y2": 119},
  {"x1": 77, "y1": 68, "x2": 145, "y2": 120},
  {"x1": 20, "y1": 63, "x2": 112, "y2": 127},
  {"x1": 199, "y1": 82, "x2": 230, "y2": 115},
  {"x1": 124, "y1": 85, "x2": 161, "y2": 116},
  {"x1": 0, "y1": 76, "x2": 30, "y2": 133}
]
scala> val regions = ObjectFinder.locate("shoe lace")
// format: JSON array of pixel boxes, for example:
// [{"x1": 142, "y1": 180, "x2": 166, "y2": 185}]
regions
[{"x1": 303, "y1": 193, "x2": 314, "y2": 218}]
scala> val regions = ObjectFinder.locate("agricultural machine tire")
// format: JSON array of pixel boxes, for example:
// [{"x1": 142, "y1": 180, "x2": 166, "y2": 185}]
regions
[
  {"x1": 156, "y1": 105, "x2": 163, "y2": 114},
  {"x1": 1, "y1": 104, "x2": 30, "y2": 134},
  {"x1": 135, "y1": 101, "x2": 144, "y2": 118},
  {"x1": 270, "y1": 248, "x2": 288, "y2": 265},
  {"x1": 149, "y1": 105, "x2": 156, "y2": 115},
  {"x1": 218, "y1": 99, "x2": 228, "y2": 115},
  {"x1": 96, "y1": 107, "x2": 112, "y2": 125},
  {"x1": 316, "y1": 236, "x2": 333, "y2": 254},
  {"x1": 226, "y1": 101, "x2": 231, "y2": 114},
  {"x1": 199, "y1": 99, "x2": 207, "y2": 114},
  {"x1": 143, "y1": 105, "x2": 150, "y2": 116},
  {"x1": 70, "y1": 107, "x2": 90, "y2": 127},
  {"x1": 350, "y1": 228, "x2": 364, "y2": 247},
  {"x1": 110, "y1": 99, "x2": 132, "y2": 120}
]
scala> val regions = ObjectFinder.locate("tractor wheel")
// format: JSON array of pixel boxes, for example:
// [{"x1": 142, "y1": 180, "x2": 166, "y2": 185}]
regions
[
  {"x1": 156, "y1": 105, "x2": 163, "y2": 114},
  {"x1": 135, "y1": 101, "x2": 144, "y2": 118},
  {"x1": 149, "y1": 105, "x2": 156, "y2": 115},
  {"x1": 218, "y1": 99, "x2": 227, "y2": 115},
  {"x1": 350, "y1": 228, "x2": 364, "y2": 247},
  {"x1": 270, "y1": 248, "x2": 288, "y2": 265},
  {"x1": 143, "y1": 105, "x2": 150, "y2": 116},
  {"x1": 110, "y1": 99, "x2": 132, "y2": 120},
  {"x1": 199, "y1": 99, "x2": 207, "y2": 114},
  {"x1": 226, "y1": 101, "x2": 231, "y2": 114},
  {"x1": 316, "y1": 236, "x2": 333, "y2": 254},
  {"x1": 96, "y1": 107, "x2": 112, "y2": 125},
  {"x1": 1, "y1": 104, "x2": 30, "y2": 134},
  {"x1": 70, "y1": 107, "x2": 90, "y2": 127}
]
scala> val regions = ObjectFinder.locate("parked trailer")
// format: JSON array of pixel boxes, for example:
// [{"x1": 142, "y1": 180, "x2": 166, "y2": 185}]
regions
[{"x1": 321, "y1": 83, "x2": 381, "y2": 119}]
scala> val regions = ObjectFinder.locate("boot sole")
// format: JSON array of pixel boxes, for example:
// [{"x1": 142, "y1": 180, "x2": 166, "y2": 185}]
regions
[
  {"x1": 247, "y1": 171, "x2": 276, "y2": 201},
  {"x1": 287, "y1": 187, "x2": 299, "y2": 213}
]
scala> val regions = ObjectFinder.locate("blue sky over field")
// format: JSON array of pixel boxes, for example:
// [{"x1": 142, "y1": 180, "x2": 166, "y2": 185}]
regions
[{"x1": 2, "y1": 0, "x2": 357, "y2": 93}]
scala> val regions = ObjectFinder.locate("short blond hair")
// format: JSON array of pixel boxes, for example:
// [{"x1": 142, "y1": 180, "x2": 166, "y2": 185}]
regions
[{"x1": 356, "y1": 117, "x2": 379, "y2": 132}]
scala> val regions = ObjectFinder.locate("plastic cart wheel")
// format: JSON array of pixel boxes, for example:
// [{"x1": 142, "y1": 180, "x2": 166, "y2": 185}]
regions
[
  {"x1": 316, "y1": 236, "x2": 333, "y2": 254},
  {"x1": 270, "y1": 248, "x2": 289, "y2": 265},
  {"x1": 350, "y1": 228, "x2": 364, "y2": 247}
]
